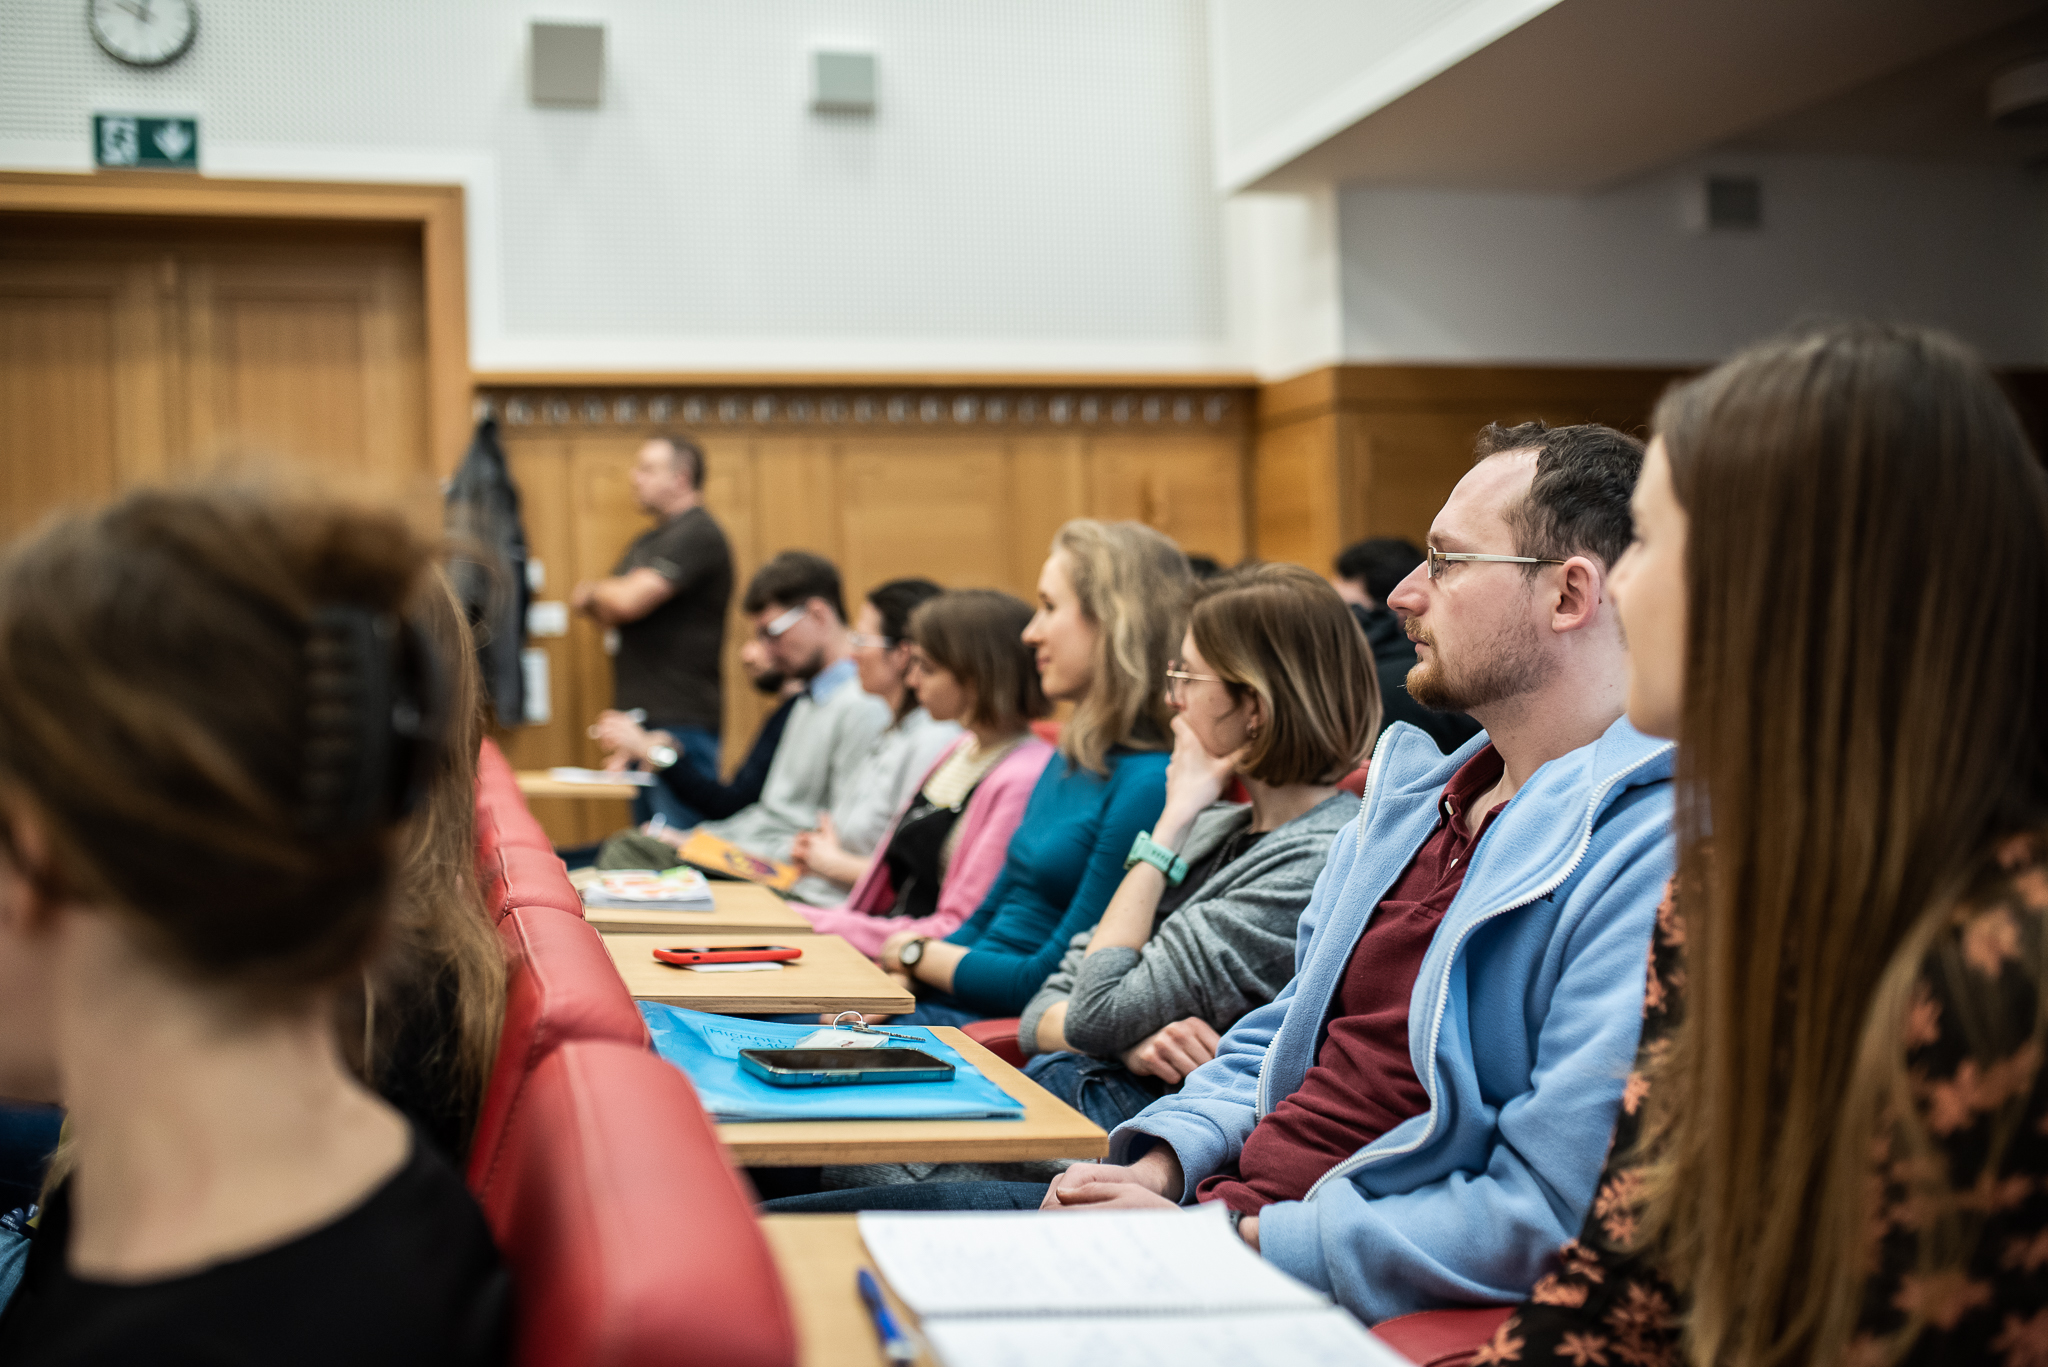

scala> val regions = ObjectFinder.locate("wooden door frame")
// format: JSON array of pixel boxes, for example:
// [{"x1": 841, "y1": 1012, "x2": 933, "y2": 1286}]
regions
[{"x1": 0, "y1": 171, "x2": 470, "y2": 474}]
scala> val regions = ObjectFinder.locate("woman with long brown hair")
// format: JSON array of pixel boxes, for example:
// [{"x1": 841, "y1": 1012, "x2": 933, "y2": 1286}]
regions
[
  {"x1": 0, "y1": 483, "x2": 508, "y2": 1362},
  {"x1": 1478, "y1": 322, "x2": 2048, "y2": 1365}
]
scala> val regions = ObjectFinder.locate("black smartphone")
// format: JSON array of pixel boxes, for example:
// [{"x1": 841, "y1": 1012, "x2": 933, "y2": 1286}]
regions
[{"x1": 737, "y1": 1047, "x2": 955, "y2": 1088}]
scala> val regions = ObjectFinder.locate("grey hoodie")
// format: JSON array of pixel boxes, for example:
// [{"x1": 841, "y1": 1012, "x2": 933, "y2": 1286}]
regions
[{"x1": 1017, "y1": 791, "x2": 1354, "y2": 1057}]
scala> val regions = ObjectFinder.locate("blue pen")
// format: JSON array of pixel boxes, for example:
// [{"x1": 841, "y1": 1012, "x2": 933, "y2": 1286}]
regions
[{"x1": 856, "y1": 1268, "x2": 917, "y2": 1366}]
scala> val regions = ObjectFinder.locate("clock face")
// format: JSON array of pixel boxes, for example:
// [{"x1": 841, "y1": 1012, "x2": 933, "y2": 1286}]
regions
[{"x1": 89, "y1": 0, "x2": 198, "y2": 68}]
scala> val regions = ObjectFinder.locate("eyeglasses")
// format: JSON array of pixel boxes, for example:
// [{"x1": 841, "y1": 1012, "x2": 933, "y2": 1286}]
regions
[
  {"x1": 904, "y1": 649, "x2": 936, "y2": 674},
  {"x1": 1163, "y1": 664, "x2": 1224, "y2": 704},
  {"x1": 847, "y1": 632, "x2": 899, "y2": 652},
  {"x1": 758, "y1": 604, "x2": 807, "y2": 640},
  {"x1": 1424, "y1": 546, "x2": 1566, "y2": 580}
]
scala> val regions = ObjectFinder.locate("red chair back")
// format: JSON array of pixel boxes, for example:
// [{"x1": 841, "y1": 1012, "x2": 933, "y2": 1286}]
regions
[
  {"x1": 480, "y1": 1040, "x2": 797, "y2": 1367},
  {"x1": 469, "y1": 905, "x2": 648, "y2": 1194},
  {"x1": 1338, "y1": 763, "x2": 1371, "y2": 797},
  {"x1": 478, "y1": 738, "x2": 555, "y2": 852},
  {"x1": 1370, "y1": 1307, "x2": 1515, "y2": 1367}
]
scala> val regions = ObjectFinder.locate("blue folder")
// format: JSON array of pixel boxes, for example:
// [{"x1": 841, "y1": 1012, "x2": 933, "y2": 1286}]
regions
[{"x1": 641, "y1": 1003, "x2": 1027, "y2": 1122}]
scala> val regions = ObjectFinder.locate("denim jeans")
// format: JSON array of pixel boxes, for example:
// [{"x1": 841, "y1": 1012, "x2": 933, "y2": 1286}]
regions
[
  {"x1": 764, "y1": 1179, "x2": 1050, "y2": 1213},
  {"x1": 0, "y1": 1104, "x2": 61, "y2": 1214},
  {"x1": 890, "y1": 999, "x2": 990, "y2": 1030},
  {"x1": 633, "y1": 722, "x2": 721, "y2": 829},
  {"x1": 1022, "y1": 1051, "x2": 1168, "y2": 1131}
]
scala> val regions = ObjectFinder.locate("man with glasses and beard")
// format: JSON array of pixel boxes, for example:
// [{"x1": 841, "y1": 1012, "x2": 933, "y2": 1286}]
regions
[{"x1": 1034, "y1": 423, "x2": 1678, "y2": 1327}]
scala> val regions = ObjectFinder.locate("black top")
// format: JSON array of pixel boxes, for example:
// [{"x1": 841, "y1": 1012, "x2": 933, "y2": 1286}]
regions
[
  {"x1": 1351, "y1": 604, "x2": 1482, "y2": 755},
  {"x1": 0, "y1": 1133, "x2": 512, "y2": 1367},
  {"x1": 1155, "y1": 826, "x2": 1266, "y2": 923},
  {"x1": 655, "y1": 692, "x2": 800, "y2": 821},
  {"x1": 612, "y1": 506, "x2": 733, "y2": 728},
  {"x1": 374, "y1": 963, "x2": 478, "y2": 1168}
]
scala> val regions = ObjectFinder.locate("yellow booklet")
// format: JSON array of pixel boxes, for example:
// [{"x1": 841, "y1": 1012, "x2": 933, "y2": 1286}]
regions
[{"x1": 678, "y1": 829, "x2": 802, "y2": 894}]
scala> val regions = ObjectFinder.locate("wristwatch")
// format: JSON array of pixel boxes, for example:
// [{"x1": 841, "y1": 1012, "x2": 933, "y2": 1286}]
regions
[
  {"x1": 645, "y1": 743, "x2": 680, "y2": 771},
  {"x1": 1226, "y1": 1206, "x2": 1249, "y2": 1241},
  {"x1": 897, "y1": 937, "x2": 929, "y2": 968},
  {"x1": 1124, "y1": 830, "x2": 1190, "y2": 886}
]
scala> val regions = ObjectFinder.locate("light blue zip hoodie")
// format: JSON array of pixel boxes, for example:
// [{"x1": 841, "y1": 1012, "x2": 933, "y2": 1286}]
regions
[{"x1": 1109, "y1": 716, "x2": 1675, "y2": 1324}]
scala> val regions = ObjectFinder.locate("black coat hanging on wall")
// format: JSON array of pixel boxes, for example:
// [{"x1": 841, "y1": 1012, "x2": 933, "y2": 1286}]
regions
[{"x1": 444, "y1": 415, "x2": 532, "y2": 727}]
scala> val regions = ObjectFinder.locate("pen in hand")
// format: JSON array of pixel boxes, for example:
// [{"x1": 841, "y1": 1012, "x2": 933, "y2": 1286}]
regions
[{"x1": 857, "y1": 1268, "x2": 917, "y2": 1366}]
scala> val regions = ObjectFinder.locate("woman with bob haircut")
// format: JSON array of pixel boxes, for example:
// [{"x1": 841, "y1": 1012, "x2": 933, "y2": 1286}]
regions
[
  {"x1": 0, "y1": 485, "x2": 509, "y2": 1363},
  {"x1": 799, "y1": 589, "x2": 1055, "y2": 957},
  {"x1": 880, "y1": 520, "x2": 1190, "y2": 1023},
  {"x1": 1018, "y1": 563, "x2": 1379, "y2": 1128},
  {"x1": 1477, "y1": 322, "x2": 2048, "y2": 1367}
]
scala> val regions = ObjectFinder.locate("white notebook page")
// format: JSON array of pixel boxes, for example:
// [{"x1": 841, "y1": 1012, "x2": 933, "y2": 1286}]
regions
[
  {"x1": 857, "y1": 1208, "x2": 1330, "y2": 1319},
  {"x1": 922, "y1": 1310, "x2": 1413, "y2": 1367}
]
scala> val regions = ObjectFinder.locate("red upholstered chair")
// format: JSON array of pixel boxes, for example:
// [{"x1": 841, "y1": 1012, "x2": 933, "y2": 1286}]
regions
[
  {"x1": 468, "y1": 905, "x2": 649, "y2": 1195},
  {"x1": 478, "y1": 738, "x2": 556, "y2": 852},
  {"x1": 475, "y1": 800, "x2": 510, "y2": 922},
  {"x1": 1370, "y1": 1307, "x2": 1514, "y2": 1367},
  {"x1": 1339, "y1": 763, "x2": 1371, "y2": 797},
  {"x1": 959, "y1": 1018, "x2": 1027, "y2": 1068},
  {"x1": 1029, "y1": 719, "x2": 1063, "y2": 747},
  {"x1": 498, "y1": 845, "x2": 585, "y2": 922},
  {"x1": 479, "y1": 1040, "x2": 798, "y2": 1367}
]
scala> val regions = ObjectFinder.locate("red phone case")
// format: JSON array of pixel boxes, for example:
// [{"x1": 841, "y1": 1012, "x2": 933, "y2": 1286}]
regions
[{"x1": 652, "y1": 944, "x2": 804, "y2": 966}]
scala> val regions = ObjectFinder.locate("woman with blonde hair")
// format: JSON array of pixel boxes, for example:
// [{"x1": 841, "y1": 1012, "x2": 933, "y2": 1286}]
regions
[
  {"x1": 880, "y1": 520, "x2": 1190, "y2": 1023},
  {"x1": 1479, "y1": 322, "x2": 2048, "y2": 1365},
  {"x1": 1018, "y1": 563, "x2": 1378, "y2": 1128}
]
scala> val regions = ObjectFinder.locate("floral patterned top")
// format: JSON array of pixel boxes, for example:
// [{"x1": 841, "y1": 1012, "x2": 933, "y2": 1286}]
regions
[{"x1": 1474, "y1": 834, "x2": 2048, "y2": 1367}]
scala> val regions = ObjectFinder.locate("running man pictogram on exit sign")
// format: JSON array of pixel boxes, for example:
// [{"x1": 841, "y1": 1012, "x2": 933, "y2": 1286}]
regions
[{"x1": 94, "y1": 114, "x2": 199, "y2": 170}]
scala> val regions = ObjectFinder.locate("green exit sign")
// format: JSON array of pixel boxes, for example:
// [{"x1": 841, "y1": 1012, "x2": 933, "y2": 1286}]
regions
[{"x1": 94, "y1": 114, "x2": 199, "y2": 170}]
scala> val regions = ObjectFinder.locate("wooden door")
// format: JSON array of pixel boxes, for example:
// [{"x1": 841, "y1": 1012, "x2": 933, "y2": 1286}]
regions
[{"x1": 0, "y1": 214, "x2": 431, "y2": 537}]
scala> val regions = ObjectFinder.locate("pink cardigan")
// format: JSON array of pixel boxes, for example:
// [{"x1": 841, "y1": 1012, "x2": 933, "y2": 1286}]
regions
[{"x1": 796, "y1": 734, "x2": 1054, "y2": 958}]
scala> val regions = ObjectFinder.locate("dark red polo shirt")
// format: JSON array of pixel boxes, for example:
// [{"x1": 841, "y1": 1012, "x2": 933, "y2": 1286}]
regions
[{"x1": 1199, "y1": 744, "x2": 1507, "y2": 1215}]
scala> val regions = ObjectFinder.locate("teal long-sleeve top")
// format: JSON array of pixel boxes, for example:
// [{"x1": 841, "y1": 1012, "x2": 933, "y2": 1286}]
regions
[{"x1": 942, "y1": 747, "x2": 1170, "y2": 1015}]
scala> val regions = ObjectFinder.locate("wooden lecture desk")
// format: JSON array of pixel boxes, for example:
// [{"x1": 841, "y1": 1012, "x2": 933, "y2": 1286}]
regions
[
  {"x1": 717, "y1": 1026, "x2": 1107, "y2": 1168},
  {"x1": 569, "y1": 872, "x2": 817, "y2": 937},
  {"x1": 603, "y1": 931, "x2": 916, "y2": 1017},
  {"x1": 760, "y1": 1214, "x2": 933, "y2": 1367},
  {"x1": 514, "y1": 770, "x2": 647, "y2": 801}
]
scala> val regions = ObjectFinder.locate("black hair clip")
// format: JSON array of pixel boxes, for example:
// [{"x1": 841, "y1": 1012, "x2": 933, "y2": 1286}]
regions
[{"x1": 301, "y1": 606, "x2": 446, "y2": 837}]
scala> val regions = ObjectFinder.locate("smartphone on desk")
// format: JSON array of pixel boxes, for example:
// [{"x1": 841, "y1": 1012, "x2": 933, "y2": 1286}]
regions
[
  {"x1": 738, "y1": 1048, "x2": 955, "y2": 1088},
  {"x1": 652, "y1": 944, "x2": 804, "y2": 967}
]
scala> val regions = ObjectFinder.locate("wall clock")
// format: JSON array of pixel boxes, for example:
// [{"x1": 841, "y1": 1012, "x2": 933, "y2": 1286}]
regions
[{"x1": 89, "y1": 0, "x2": 198, "y2": 68}]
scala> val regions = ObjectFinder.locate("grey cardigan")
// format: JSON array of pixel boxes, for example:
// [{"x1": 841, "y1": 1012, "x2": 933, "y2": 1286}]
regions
[{"x1": 1017, "y1": 791, "x2": 1355, "y2": 1059}]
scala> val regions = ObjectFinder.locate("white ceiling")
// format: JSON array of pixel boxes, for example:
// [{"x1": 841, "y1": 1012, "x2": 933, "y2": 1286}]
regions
[{"x1": 1237, "y1": 0, "x2": 2048, "y2": 193}]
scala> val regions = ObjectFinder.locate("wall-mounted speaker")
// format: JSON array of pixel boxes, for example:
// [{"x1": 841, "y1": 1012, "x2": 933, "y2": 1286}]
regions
[
  {"x1": 813, "y1": 50, "x2": 876, "y2": 114},
  {"x1": 532, "y1": 22, "x2": 604, "y2": 108}
]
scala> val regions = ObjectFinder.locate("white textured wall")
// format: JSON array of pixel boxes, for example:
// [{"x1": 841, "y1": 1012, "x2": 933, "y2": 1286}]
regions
[
  {"x1": 1340, "y1": 151, "x2": 2048, "y2": 365},
  {"x1": 0, "y1": 0, "x2": 1229, "y2": 372}
]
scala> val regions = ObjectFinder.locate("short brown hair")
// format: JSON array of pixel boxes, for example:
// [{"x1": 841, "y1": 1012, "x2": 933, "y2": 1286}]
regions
[
  {"x1": 1474, "y1": 420, "x2": 1644, "y2": 571},
  {"x1": 0, "y1": 483, "x2": 447, "y2": 1002},
  {"x1": 909, "y1": 589, "x2": 1050, "y2": 733},
  {"x1": 742, "y1": 549, "x2": 845, "y2": 622},
  {"x1": 1189, "y1": 563, "x2": 1379, "y2": 785}
]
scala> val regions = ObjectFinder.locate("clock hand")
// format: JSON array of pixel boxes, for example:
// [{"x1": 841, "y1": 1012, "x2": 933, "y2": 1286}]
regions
[{"x1": 114, "y1": 0, "x2": 150, "y2": 18}]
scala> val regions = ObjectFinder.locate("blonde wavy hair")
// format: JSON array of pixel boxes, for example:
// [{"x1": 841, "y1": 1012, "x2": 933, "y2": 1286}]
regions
[{"x1": 1049, "y1": 520, "x2": 1190, "y2": 775}]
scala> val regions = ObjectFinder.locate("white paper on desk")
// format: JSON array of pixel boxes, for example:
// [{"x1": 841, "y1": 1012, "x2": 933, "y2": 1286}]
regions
[
  {"x1": 547, "y1": 766, "x2": 657, "y2": 786},
  {"x1": 922, "y1": 1309, "x2": 1405, "y2": 1367},
  {"x1": 684, "y1": 961, "x2": 785, "y2": 973},
  {"x1": 858, "y1": 1208, "x2": 1327, "y2": 1319}
]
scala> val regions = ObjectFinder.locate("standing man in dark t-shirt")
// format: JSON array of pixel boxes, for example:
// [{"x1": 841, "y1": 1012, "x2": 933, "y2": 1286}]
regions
[{"x1": 570, "y1": 434, "x2": 733, "y2": 826}]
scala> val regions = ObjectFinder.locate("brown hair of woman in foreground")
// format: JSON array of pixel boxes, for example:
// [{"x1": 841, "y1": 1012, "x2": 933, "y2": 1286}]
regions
[
  {"x1": 1639, "y1": 323, "x2": 2048, "y2": 1365},
  {"x1": 339, "y1": 569, "x2": 506, "y2": 1158}
]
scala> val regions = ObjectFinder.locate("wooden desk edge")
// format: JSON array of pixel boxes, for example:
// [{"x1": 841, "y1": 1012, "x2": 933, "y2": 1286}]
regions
[
  {"x1": 760, "y1": 1214, "x2": 934, "y2": 1367},
  {"x1": 718, "y1": 1026, "x2": 1108, "y2": 1166}
]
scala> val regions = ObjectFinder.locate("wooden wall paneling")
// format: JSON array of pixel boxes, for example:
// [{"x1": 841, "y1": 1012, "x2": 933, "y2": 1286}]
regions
[
  {"x1": 1092, "y1": 430, "x2": 1249, "y2": 566},
  {"x1": 0, "y1": 253, "x2": 169, "y2": 539},
  {"x1": 1004, "y1": 434, "x2": 1092, "y2": 595},
  {"x1": 838, "y1": 438, "x2": 1011, "y2": 595},
  {"x1": 0, "y1": 174, "x2": 469, "y2": 480}
]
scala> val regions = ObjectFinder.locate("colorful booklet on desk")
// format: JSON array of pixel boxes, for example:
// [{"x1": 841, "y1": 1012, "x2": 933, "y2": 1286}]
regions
[
  {"x1": 641, "y1": 1004, "x2": 1024, "y2": 1122},
  {"x1": 678, "y1": 830, "x2": 802, "y2": 893},
  {"x1": 858, "y1": 1208, "x2": 1407, "y2": 1367},
  {"x1": 578, "y1": 867, "x2": 717, "y2": 911}
]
